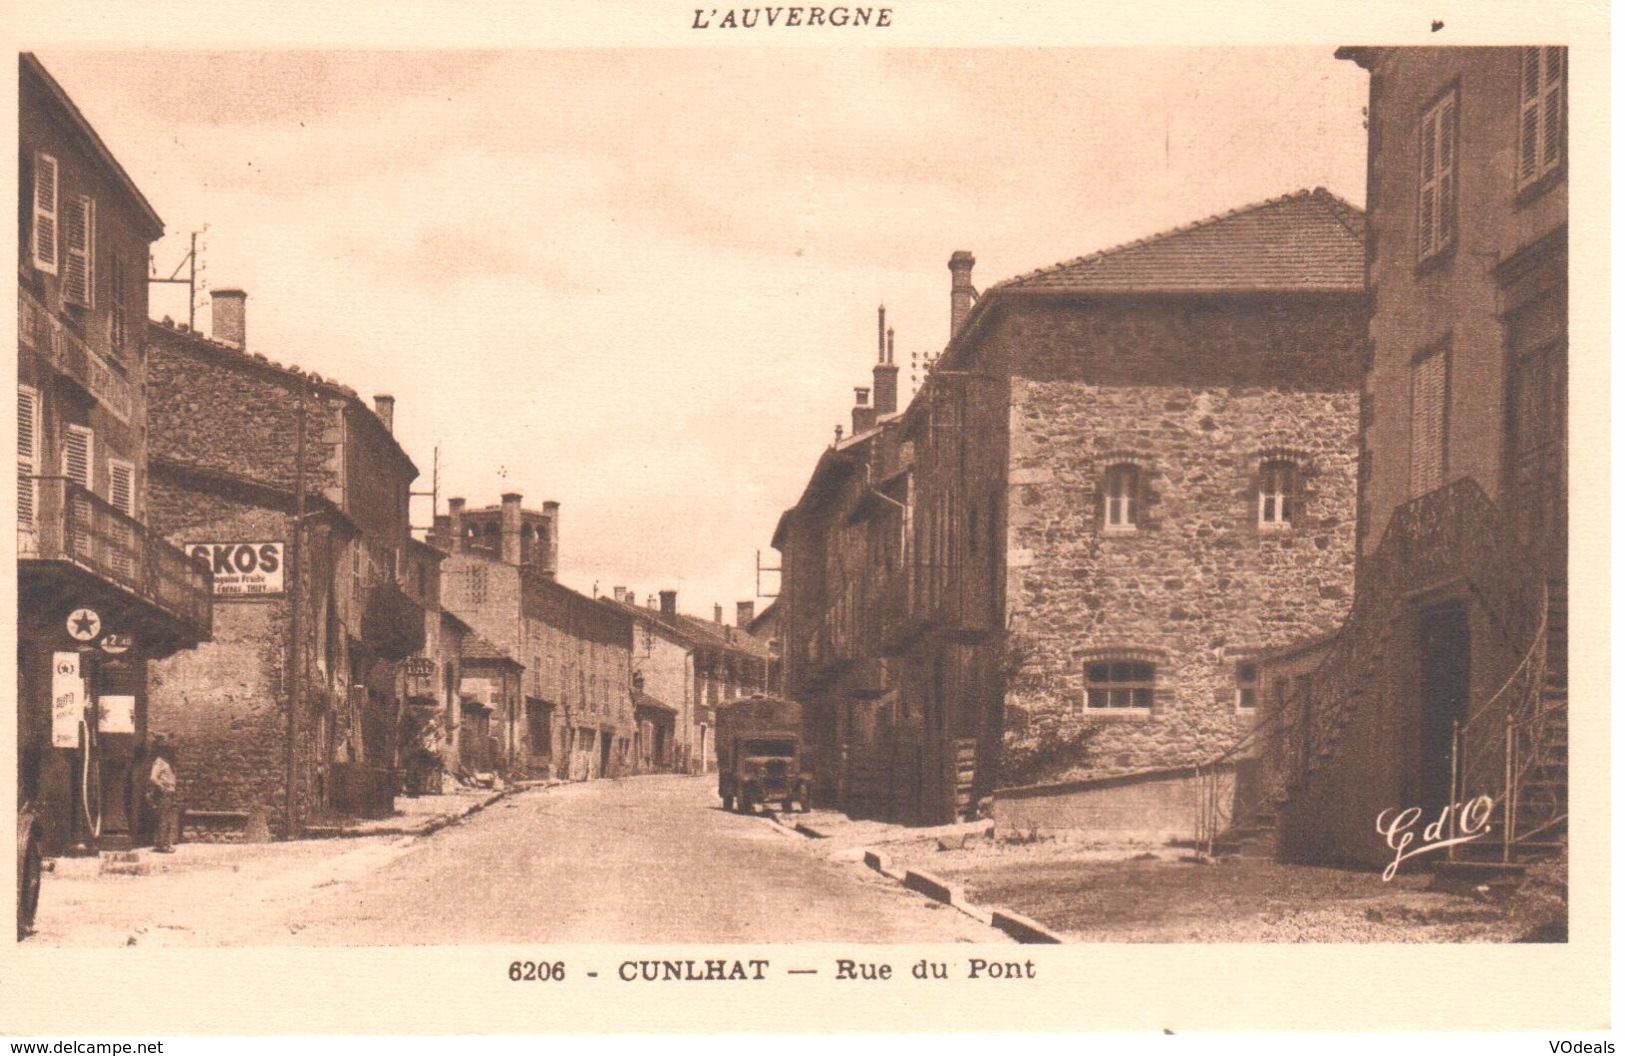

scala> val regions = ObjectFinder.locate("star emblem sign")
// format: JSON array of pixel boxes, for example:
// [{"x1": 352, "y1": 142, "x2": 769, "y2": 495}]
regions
[{"x1": 67, "y1": 608, "x2": 101, "y2": 641}]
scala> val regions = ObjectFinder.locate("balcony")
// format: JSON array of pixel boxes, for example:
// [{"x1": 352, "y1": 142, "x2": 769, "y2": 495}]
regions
[
  {"x1": 18, "y1": 285, "x2": 135, "y2": 424},
  {"x1": 19, "y1": 476, "x2": 212, "y2": 650}
]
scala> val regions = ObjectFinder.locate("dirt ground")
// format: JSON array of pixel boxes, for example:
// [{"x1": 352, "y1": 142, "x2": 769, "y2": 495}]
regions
[{"x1": 876, "y1": 834, "x2": 1567, "y2": 943}]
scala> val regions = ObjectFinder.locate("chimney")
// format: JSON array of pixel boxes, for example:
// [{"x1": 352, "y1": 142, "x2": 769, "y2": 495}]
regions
[
  {"x1": 659, "y1": 590, "x2": 677, "y2": 620},
  {"x1": 714, "y1": 603, "x2": 723, "y2": 625},
  {"x1": 373, "y1": 394, "x2": 395, "y2": 435},
  {"x1": 432, "y1": 513, "x2": 450, "y2": 551},
  {"x1": 873, "y1": 311, "x2": 899, "y2": 416},
  {"x1": 211, "y1": 288, "x2": 248, "y2": 349},
  {"x1": 541, "y1": 500, "x2": 560, "y2": 579},
  {"x1": 500, "y1": 493, "x2": 523, "y2": 566},
  {"x1": 448, "y1": 497, "x2": 466, "y2": 554},
  {"x1": 737, "y1": 601, "x2": 755, "y2": 628},
  {"x1": 949, "y1": 251, "x2": 977, "y2": 336},
  {"x1": 852, "y1": 387, "x2": 876, "y2": 436},
  {"x1": 613, "y1": 586, "x2": 627, "y2": 604}
]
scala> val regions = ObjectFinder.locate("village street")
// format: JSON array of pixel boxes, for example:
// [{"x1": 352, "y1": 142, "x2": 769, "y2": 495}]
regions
[{"x1": 28, "y1": 775, "x2": 1004, "y2": 946}]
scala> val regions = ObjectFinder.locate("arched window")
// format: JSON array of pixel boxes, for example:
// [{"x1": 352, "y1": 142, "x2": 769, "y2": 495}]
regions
[
  {"x1": 1103, "y1": 464, "x2": 1140, "y2": 530},
  {"x1": 1258, "y1": 460, "x2": 1297, "y2": 527},
  {"x1": 1085, "y1": 659, "x2": 1156, "y2": 710}
]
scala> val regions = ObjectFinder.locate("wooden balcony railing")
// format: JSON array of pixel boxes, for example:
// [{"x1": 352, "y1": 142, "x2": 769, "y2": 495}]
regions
[
  {"x1": 19, "y1": 476, "x2": 212, "y2": 636},
  {"x1": 18, "y1": 286, "x2": 136, "y2": 424}
]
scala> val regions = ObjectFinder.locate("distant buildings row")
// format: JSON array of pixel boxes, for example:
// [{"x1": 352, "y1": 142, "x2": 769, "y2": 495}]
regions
[
  {"x1": 16, "y1": 54, "x2": 774, "y2": 854},
  {"x1": 770, "y1": 46, "x2": 1567, "y2": 870}
]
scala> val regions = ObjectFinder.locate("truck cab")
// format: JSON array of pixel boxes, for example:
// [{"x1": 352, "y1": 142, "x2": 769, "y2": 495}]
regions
[{"x1": 716, "y1": 695, "x2": 811, "y2": 815}]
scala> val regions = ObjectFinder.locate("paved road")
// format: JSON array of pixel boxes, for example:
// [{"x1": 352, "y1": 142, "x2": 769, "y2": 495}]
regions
[{"x1": 278, "y1": 774, "x2": 1002, "y2": 944}]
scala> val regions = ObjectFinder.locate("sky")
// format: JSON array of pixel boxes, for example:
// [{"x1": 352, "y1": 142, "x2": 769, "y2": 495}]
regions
[{"x1": 38, "y1": 48, "x2": 1369, "y2": 621}]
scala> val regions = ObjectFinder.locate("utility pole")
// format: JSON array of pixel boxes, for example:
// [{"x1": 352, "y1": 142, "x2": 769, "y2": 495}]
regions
[
  {"x1": 147, "y1": 228, "x2": 206, "y2": 331},
  {"x1": 286, "y1": 375, "x2": 307, "y2": 839}
]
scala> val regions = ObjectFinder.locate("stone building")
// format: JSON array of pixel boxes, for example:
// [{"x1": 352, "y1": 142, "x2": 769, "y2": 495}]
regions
[
  {"x1": 434, "y1": 494, "x2": 635, "y2": 780},
  {"x1": 1256, "y1": 48, "x2": 1568, "y2": 869},
  {"x1": 775, "y1": 192, "x2": 1367, "y2": 830},
  {"x1": 17, "y1": 54, "x2": 213, "y2": 854},
  {"x1": 143, "y1": 298, "x2": 425, "y2": 835},
  {"x1": 600, "y1": 589, "x2": 775, "y2": 774}
]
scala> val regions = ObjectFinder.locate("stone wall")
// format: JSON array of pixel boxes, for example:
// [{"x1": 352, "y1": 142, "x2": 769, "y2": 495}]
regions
[{"x1": 1001, "y1": 376, "x2": 1359, "y2": 784}]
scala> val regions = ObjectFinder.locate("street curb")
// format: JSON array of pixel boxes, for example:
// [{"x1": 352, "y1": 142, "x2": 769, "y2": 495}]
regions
[
  {"x1": 303, "y1": 786, "x2": 520, "y2": 840},
  {"x1": 856, "y1": 851, "x2": 1064, "y2": 942}
]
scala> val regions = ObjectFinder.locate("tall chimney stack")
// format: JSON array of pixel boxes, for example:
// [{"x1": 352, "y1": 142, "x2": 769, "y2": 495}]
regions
[
  {"x1": 659, "y1": 590, "x2": 677, "y2": 620},
  {"x1": 373, "y1": 394, "x2": 395, "y2": 435},
  {"x1": 873, "y1": 311, "x2": 899, "y2": 416},
  {"x1": 542, "y1": 500, "x2": 560, "y2": 579},
  {"x1": 851, "y1": 387, "x2": 876, "y2": 436},
  {"x1": 432, "y1": 513, "x2": 450, "y2": 550},
  {"x1": 500, "y1": 493, "x2": 523, "y2": 565},
  {"x1": 448, "y1": 497, "x2": 466, "y2": 553},
  {"x1": 714, "y1": 603, "x2": 723, "y2": 625},
  {"x1": 211, "y1": 288, "x2": 248, "y2": 349},
  {"x1": 737, "y1": 601, "x2": 755, "y2": 628},
  {"x1": 949, "y1": 251, "x2": 977, "y2": 336}
]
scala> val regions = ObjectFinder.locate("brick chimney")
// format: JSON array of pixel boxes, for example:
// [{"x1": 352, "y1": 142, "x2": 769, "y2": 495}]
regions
[
  {"x1": 541, "y1": 500, "x2": 560, "y2": 579},
  {"x1": 612, "y1": 586, "x2": 627, "y2": 604},
  {"x1": 714, "y1": 603, "x2": 723, "y2": 625},
  {"x1": 737, "y1": 601, "x2": 755, "y2": 628},
  {"x1": 211, "y1": 288, "x2": 247, "y2": 349},
  {"x1": 852, "y1": 387, "x2": 876, "y2": 436},
  {"x1": 873, "y1": 309, "x2": 898, "y2": 416},
  {"x1": 373, "y1": 394, "x2": 395, "y2": 435},
  {"x1": 500, "y1": 493, "x2": 523, "y2": 566},
  {"x1": 432, "y1": 513, "x2": 450, "y2": 550},
  {"x1": 659, "y1": 590, "x2": 677, "y2": 620},
  {"x1": 448, "y1": 497, "x2": 466, "y2": 554},
  {"x1": 949, "y1": 251, "x2": 977, "y2": 336}
]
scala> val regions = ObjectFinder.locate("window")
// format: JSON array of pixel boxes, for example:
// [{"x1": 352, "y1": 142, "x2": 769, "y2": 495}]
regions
[
  {"x1": 1103, "y1": 464, "x2": 1140, "y2": 531},
  {"x1": 17, "y1": 387, "x2": 40, "y2": 526},
  {"x1": 31, "y1": 153, "x2": 58, "y2": 275},
  {"x1": 62, "y1": 194, "x2": 95, "y2": 308},
  {"x1": 1085, "y1": 660, "x2": 1156, "y2": 710},
  {"x1": 1519, "y1": 47, "x2": 1565, "y2": 189},
  {"x1": 1236, "y1": 662, "x2": 1258, "y2": 711},
  {"x1": 63, "y1": 425, "x2": 93, "y2": 490},
  {"x1": 1258, "y1": 461, "x2": 1296, "y2": 527},
  {"x1": 1410, "y1": 345, "x2": 1449, "y2": 496},
  {"x1": 1418, "y1": 88, "x2": 1458, "y2": 261},
  {"x1": 108, "y1": 460, "x2": 135, "y2": 516}
]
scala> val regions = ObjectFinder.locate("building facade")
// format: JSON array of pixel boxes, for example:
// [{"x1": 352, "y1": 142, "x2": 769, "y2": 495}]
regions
[
  {"x1": 1258, "y1": 48, "x2": 1568, "y2": 868},
  {"x1": 776, "y1": 192, "x2": 1368, "y2": 829},
  {"x1": 17, "y1": 54, "x2": 213, "y2": 855},
  {"x1": 143, "y1": 301, "x2": 424, "y2": 834},
  {"x1": 435, "y1": 494, "x2": 635, "y2": 780}
]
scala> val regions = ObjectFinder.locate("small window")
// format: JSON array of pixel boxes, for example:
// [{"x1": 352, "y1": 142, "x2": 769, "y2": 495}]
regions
[
  {"x1": 1236, "y1": 662, "x2": 1258, "y2": 711},
  {"x1": 1258, "y1": 461, "x2": 1296, "y2": 527},
  {"x1": 1085, "y1": 660, "x2": 1156, "y2": 710},
  {"x1": 1418, "y1": 87, "x2": 1458, "y2": 262},
  {"x1": 63, "y1": 425, "x2": 93, "y2": 490},
  {"x1": 1518, "y1": 47, "x2": 1565, "y2": 189},
  {"x1": 1103, "y1": 464, "x2": 1140, "y2": 531}
]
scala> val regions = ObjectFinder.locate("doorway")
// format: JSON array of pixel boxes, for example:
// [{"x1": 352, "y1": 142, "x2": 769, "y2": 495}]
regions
[
  {"x1": 1417, "y1": 603, "x2": 1471, "y2": 814},
  {"x1": 598, "y1": 731, "x2": 612, "y2": 778}
]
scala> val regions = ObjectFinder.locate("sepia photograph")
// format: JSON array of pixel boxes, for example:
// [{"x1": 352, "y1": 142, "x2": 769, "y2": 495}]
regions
[{"x1": 3, "y1": 0, "x2": 1608, "y2": 1039}]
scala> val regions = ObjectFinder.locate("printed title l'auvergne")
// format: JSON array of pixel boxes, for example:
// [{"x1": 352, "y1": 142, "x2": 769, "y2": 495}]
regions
[{"x1": 17, "y1": 47, "x2": 1564, "y2": 873}]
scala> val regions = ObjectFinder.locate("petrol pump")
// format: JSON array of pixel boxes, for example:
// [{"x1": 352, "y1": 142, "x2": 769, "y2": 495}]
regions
[{"x1": 51, "y1": 607, "x2": 142, "y2": 854}]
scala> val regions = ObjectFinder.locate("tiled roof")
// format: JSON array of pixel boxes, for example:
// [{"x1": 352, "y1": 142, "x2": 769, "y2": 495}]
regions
[
  {"x1": 460, "y1": 635, "x2": 520, "y2": 665},
  {"x1": 996, "y1": 188, "x2": 1364, "y2": 294},
  {"x1": 632, "y1": 690, "x2": 678, "y2": 716}
]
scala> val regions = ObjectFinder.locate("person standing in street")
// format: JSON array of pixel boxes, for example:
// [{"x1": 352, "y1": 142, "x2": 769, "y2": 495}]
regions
[{"x1": 147, "y1": 736, "x2": 179, "y2": 853}]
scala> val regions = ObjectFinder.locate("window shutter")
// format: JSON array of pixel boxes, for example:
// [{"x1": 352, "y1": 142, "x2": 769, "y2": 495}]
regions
[
  {"x1": 17, "y1": 388, "x2": 39, "y2": 526},
  {"x1": 62, "y1": 196, "x2": 95, "y2": 307},
  {"x1": 1418, "y1": 111, "x2": 1437, "y2": 257},
  {"x1": 109, "y1": 462, "x2": 134, "y2": 516},
  {"x1": 1436, "y1": 98, "x2": 1455, "y2": 248},
  {"x1": 32, "y1": 154, "x2": 58, "y2": 275},
  {"x1": 1410, "y1": 351, "x2": 1447, "y2": 496},
  {"x1": 64, "y1": 425, "x2": 93, "y2": 490},
  {"x1": 1541, "y1": 47, "x2": 1564, "y2": 170},
  {"x1": 1519, "y1": 48, "x2": 1542, "y2": 183}
]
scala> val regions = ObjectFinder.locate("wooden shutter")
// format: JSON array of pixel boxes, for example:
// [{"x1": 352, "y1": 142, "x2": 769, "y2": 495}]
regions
[
  {"x1": 109, "y1": 461, "x2": 134, "y2": 516},
  {"x1": 1409, "y1": 350, "x2": 1448, "y2": 497},
  {"x1": 62, "y1": 195, "x2": 95, "y2": 307},
  {"x1": 1520, "y1": 47, "x2": 1565, "y2": 187},
  {"x1": 63, "y1": 425, "x2": 93, "y2": 490},
  {"x1": 1418, "y1": 92, "x2": 1456, "y2": 259},
  {"x1": 32, "y1": 154, "x2": 58, "y2": 274},
  {"x1": 1542, "y1": 48, "x2": 1565, "y2": 170},
  {"x1": 17, "y1": 387, "x2": 39, "y2": 525}
]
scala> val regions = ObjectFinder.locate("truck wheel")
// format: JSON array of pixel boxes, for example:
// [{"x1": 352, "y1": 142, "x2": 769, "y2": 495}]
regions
[
  {"x1": 17, "y1": 825, "x2": 41, "y2": 940},
  {"x1": 721, "y1": 794, "x2": 735, "y2": 812},
  {"x1": 795, "y1": 783, "x2": 811, "y2": 813},
  {"x1": 740, "y1": 788, "x2": 759, "y2": 816}
]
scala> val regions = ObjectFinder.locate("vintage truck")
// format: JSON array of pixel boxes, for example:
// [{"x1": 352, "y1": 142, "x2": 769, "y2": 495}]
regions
[{"x1": 716, "y1": 694, "x2": 812, "y2": 815}]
